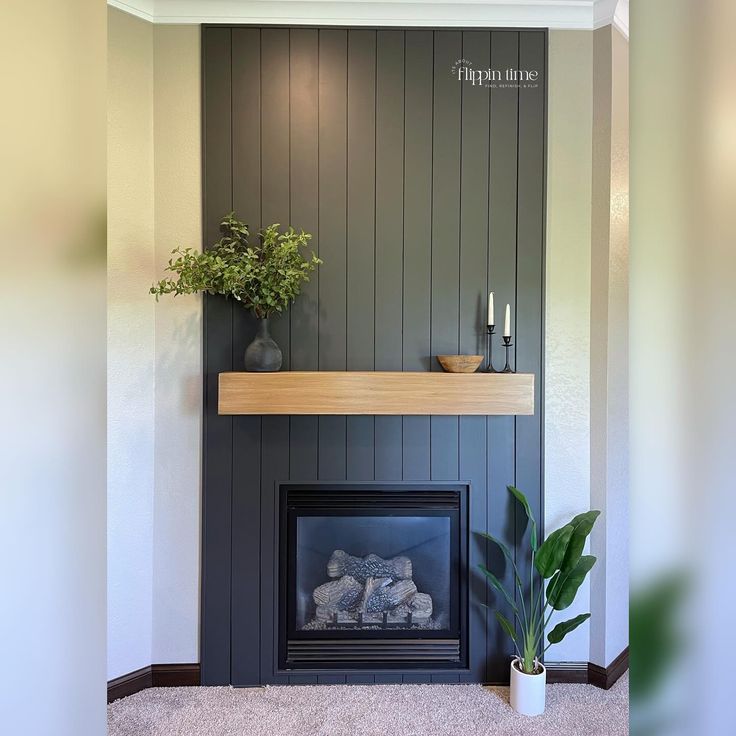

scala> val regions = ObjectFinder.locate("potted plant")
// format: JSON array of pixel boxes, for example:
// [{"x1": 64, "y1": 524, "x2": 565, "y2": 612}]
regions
[
  {"x1": 150, "y1": 212, "x2": 321, "y2": 371},
  {"x1": 478, "y1": 486, "x2": 600, "y2": 716}
]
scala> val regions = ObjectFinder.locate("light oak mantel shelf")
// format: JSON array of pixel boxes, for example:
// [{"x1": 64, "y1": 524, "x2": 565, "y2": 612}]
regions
[{"x1": 218, "y1": 371, "x2": 534, "y2": 416}]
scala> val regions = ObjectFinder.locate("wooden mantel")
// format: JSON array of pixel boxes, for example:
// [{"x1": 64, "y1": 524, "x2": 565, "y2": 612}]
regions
[{"x1": 218, "y1": 371, "x2": 534, "y2": 416}]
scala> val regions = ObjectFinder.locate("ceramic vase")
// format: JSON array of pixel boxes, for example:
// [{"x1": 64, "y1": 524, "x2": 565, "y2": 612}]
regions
[
  {"x1": 244, "y1": 317, "x2": 282, "y2": 372},
  {"x1": 509, "y1": 658, "x2": 546, "y2": 716}
]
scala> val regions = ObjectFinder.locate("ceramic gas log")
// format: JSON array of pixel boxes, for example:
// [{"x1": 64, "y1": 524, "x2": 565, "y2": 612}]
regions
[
  {"x1": 305, "y1": 551, "x2": 436, "y2": 630},
  {"x1": 327, "y1": 550, "x2": 412, "y2": 583}
]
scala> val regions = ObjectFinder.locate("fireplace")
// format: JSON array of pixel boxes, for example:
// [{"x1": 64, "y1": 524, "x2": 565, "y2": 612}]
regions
[{"x1": 278, "y1": 483, "x2": 469, "y2": 671}]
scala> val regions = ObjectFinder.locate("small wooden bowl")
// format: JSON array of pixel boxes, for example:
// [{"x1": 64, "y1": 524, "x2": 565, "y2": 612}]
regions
[{"x1": 436, "y1": 355, "x2": 484, "y2": 373}]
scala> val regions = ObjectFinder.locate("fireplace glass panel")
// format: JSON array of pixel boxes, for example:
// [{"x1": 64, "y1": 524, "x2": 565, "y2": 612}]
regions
[{"x1": 295, "y1": 514, "x2": 451, "y2": 631}]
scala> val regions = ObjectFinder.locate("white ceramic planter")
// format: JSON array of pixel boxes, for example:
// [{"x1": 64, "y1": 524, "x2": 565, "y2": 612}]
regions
[{"x1": 509, "y1": 658, "x2": 546, "y2": 716}]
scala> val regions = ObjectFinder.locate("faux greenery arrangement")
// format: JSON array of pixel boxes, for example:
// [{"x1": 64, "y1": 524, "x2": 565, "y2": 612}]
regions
[
  {"x1": 150, "y1": 212, "x2": 321, "y2": 319},
  {"x1": 478, "y1": 486, "x2": 600, "y2": 675}
]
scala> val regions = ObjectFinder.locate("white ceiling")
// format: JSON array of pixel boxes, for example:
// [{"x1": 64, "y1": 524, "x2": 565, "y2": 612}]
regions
[{"x1": 108, "y1": 0, "x2": 628, "y2": 36}]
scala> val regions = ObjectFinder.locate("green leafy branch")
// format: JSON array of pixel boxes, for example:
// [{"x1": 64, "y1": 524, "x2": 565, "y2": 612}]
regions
[{"x1": 150, "y1": 212, "x2": 322, "y2": 319}]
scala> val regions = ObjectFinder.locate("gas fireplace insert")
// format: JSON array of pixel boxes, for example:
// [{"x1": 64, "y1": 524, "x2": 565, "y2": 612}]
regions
[{"x1": 278, "y1": 482, "x2": 469, "y2": 671}]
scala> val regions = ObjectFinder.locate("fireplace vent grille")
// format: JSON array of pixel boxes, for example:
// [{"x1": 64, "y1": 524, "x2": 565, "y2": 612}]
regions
[
  {"x1": 286, "y1": 489, "x2": 460, "y2": 509},
  {"x1": 286, "y1": 639, "x2": 461, "y2": 665}
]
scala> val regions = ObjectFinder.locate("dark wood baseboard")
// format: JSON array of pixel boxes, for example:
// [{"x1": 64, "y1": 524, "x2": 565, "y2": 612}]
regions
[
  {"x1": 108, "y1": 651, "x2": 626, "y2": 700},
  {"x1": 108, "y1": 663, "x2": 201, "y2": 703},
  {"x1": 547, "y1": 647, "x2": 628, "y2": 690},
  {"x1": 588, "y1": 647, "x2": 629, "y2": 689},
  {"x1": 107, "y1": 666, "x2": 153, "y2": 703},
  {"x1": 152, "y1": 663, "x2": 201, "y2": 688}
]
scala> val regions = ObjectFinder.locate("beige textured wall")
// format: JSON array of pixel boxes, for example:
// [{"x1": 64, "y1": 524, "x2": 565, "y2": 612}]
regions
[
  {"x1": 547, "y1": 26, "x2": 629, "y2": 666},
  {"x1": 589, "y1": 25, "x2": 613, "y2": 668},
  {"x1": 545, "y1": 29, "x2": 594, "y2": 662},
  {"x1": 152, "y1": 23, "x2": 202, "y2": 665},
  {"x1": 107, "y1": 9, "x2": 201, "y2": 677},
  {"x1": 589, "y1": 24, "x2": 630, "y2": 668},
  {"x1": 602, "y1": 24, "x2": 629, "y2": 667},
  {"x1": 107, "y1": 6, "x2": 155, "y2": 680}
]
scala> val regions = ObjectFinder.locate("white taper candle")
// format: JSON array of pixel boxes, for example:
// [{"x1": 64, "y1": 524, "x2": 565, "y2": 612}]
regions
[
  {"x1": 487, "y1": 292, "x2": 495, "y2": 326},
  {"x1": 504, "y1": 304, "x2": 511, "y2": 337}
]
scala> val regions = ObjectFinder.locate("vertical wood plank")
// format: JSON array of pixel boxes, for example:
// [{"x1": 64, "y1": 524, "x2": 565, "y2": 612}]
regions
[
  {"x1": 230, "y1": 418, "x2": 261, "y2": 685},
  {"x1": 375, "y1": 416, "x2": 402, "y2": 480},
  {"x1": 346, "y1": 30, "x2": 377, "y2": 481},
  {"x1": 232, "y1": 29, "x2": 262, "y2": 229},
  {"x1": 289, "y1": 28, "x2": 320, "y2": 481},
  {"x1": 461, "y1": 417, "x2": 488, "y2": 682},
  {"x1": 290, "y1": 28, "x2": 320, "y2": 371},
  {"x1": 259, "y1": 27, "x2": 291, "y2": 685},
  {"x1": 346, "y1": 29, "x2": 376, "y2": 371},
  {"x1": 459, "y1": 32, "x2": 491, "y2": 359},
  {"x1": 374, "y1": 30, "x2": 405, "y2": 480},
  {"x1": 374, "y1": 30, "x2": 405, "y2": 370},
  {"x1": 231, "y1": 26, "x2": 263, "y2": 360},
  {"x1": 318, "y1": 29, "x2": 348, "y2": 480},
  {"x1": 459, "y1": 30, "x2": 491, "y2": 684},
  {"x1": 401, "y1": 30, "x2": 433, "y2": 375},
  {"x1": 515, "y1": 31, "x2": 546, "y2": 610},
  {"x1": 346, "y1": 416, "x2": 374, "y2": 480},
  {"x1": 261, "y1": 28, "x2": 291, "y2": 368},
  {"x1": 486, "y1": 30, "x2": 520, "y2": 683},
  {"x1": 230, "y1": 26, "x2": 262, "y2": 687},
  {"x1": 430, "y1": 30, "x2": 462, "y2": 361},
  {"x1": 201, "y1": 26, "x2": 233, "y2": 687},
  {"x1": 402, "y1": 30, "x2": 433, "y2": 482},
  {"x1": 260, "y1": 420, "x2": 288, "y2": 684},
  {"x1": 317, "y1": 28, "x2": 348, "y2": 374},
  {"x1": 430, "y1": 31, "x2": 462, "y2": 483}
]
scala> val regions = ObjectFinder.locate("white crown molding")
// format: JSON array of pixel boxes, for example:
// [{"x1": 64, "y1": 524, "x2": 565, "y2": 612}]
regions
[
  {"x1": 107, "y1": 0, "x2": 612, "y2": 29},
  {"x1": 592, "y1": 0, "x2": 628, "y2": 38},
  {"x1": 592, "y1": 0, "x2": 615, "y2": 28},
  {"x1": 613, "y1": 0, "x2": 628, "y2": 39},
  {"x1": 109, "y1": 0, "x2": 155, "y2": 23}
]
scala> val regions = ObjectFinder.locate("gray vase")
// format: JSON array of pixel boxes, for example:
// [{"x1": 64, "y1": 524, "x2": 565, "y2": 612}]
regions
[{"x1": 244, "y1": 317, "x2": 282, "y2": 372}]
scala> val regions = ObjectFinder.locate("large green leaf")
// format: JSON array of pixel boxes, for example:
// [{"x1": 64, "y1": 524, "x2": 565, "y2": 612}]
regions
[
  {"x1": 507, "y1": 485, "x2": 538, "y2": 551},
  {"x1": 495, "y1": 611, "x2": 518, "y2": 644},
  {"x1": 476, "y1": 530, "x2": 514, "y2": 563},
  {"x1": 479, "y1": 565, "x2": 518, "y2": 612},
  {"x1": 547, "y1": 555, "x2": 596, "y2": 610},
  {"x1": 475, "y1": 531, "x2": 522, "y2": 589},
  {"x1": 547, "y1": 613, "x2": 591, "y2": 644},
  {"x1": 535, "y1": 524, "x2": 574, "y2": 578},
  {"x1": 560, "y1": 510, "x2": 601, "y2": 573}
]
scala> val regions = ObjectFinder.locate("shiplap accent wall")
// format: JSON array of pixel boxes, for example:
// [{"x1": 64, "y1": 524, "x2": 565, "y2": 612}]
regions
[{"x1": 201, "y1": 26, "x2": 546, "y2": 686}]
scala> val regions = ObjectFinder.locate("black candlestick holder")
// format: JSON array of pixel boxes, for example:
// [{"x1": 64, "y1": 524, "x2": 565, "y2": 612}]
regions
[
  {"x1": 484, "y1": 325, "x2": 497, "y2": 373},
  {"x1": 501, "y1": 335, "x2": 514, "y2": 373}
]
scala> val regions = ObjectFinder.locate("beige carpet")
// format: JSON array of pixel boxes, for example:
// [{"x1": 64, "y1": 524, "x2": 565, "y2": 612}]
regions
[{"x1": 108, "y1": 673, "x2": 628, "y2": 736}]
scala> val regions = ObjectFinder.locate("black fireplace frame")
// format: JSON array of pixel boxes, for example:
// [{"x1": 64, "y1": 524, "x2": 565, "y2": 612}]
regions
[{"x1": 277, "y1": 481, "x2": 470, "y2": 672}]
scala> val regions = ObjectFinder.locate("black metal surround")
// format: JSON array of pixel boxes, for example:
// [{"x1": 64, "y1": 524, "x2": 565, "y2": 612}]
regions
[{"x1": 278, "y1": 483, "x2": 469, "y2": 671}]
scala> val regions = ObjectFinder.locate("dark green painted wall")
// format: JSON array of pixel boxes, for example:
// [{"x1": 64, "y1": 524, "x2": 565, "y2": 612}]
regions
[{"x1": 201, "y1": 26, "x2": 546, "y2": 686}]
